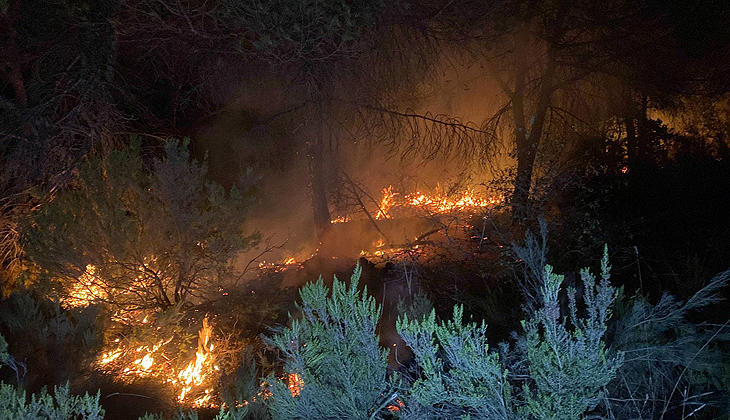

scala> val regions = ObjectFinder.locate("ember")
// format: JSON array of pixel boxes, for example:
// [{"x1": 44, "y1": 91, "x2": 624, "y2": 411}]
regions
[{"x1": 288, "y1": 373, "x2": 303, "y2": 397}]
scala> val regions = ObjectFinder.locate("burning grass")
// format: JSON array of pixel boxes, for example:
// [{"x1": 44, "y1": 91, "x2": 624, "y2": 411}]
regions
[
  {"x1": 95, "y1": 314, "x2": 219, "y2": 408},
  {"x1": 336, "y1": 184, "x2": 503, "y2": 223}
]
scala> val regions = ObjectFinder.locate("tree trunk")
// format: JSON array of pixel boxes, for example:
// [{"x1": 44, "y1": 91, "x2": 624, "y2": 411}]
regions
[
  {"x1": 511, "y1": 49, "x2": 556, "y2": 219},
  {"x1": 0, "y1": 1, "x2": 27, "y2": 107},
  {"x1": 309, "y1": 119, "x2": 332, "y2": 240}
]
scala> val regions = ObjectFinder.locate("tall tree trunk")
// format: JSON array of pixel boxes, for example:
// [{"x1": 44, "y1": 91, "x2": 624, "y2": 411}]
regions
[
  {"x1": 636, "y1": 93, "x2": 649, "y2": 162},
  {"x1": 309, "y1": 118, "x2": 332, "y2": 240},
  {"x1": 511, "y1": 49, "x2": 556, "y2": 219},
  {"x1": 1, "y1": 1, "x2": 27, "y2": 107}
]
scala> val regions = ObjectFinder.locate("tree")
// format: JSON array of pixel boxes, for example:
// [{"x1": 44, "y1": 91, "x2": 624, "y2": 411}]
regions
[
  {"x1": 410, "y1": 0, "x2": 730, "y2": 218},
  {"x1": 1, "y1": 0, "x2": 124, "y2": 293},
  {"x1": 221, "y1": 0, "x2": 392, "y2": 239},
  {"x1": 20, "y1": 138, "x2": 259, "y2": 311}
]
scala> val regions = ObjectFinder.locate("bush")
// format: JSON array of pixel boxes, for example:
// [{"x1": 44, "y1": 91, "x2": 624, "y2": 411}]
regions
[
  {"x1": 397, "y1": 305, "x2": 512, "y2": 419},
  {"x1": 517, "y1": 248, "x2": 623, "y2": 420},
  {"x1": 606, "y1": 268, "x2": 730, "y2": 418},
  {"x1": 263, "y1": 264, "x2": 394, "y2": 420},
  {"x1": 0, "y1": 381, "x2": 104, "y2": 420},
  {"x1": 0, "y1": 291, "x2": 99, "y2": 390},
  {"x1": 20, "y1": 137, "x2": 259, "y2": 312},
  {"x1": 396, "y1": 246, "x2": 623, "y2": 420}
]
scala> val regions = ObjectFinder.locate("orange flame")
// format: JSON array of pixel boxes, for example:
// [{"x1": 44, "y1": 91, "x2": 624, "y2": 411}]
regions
[
  {"x1": 175, "y1": 316, "x2": 214, "y2": 405},
  {"x1": 288, "y1": 373, "x2": 303, "y2": 397},
  {"x1": 331, "y1": 185, "x2": 502, "y2": 225},
  {"x1": 375, "y1": 185, "x2": 396, "y2": 220},
  {"x1": 95, "y1": 316, "x2": 217, "y2": 407},
  {"x1": 406, "y1": 185, "x2": 502, "y2": 213},
  {"x1": 62, "y1": 264, "x2": 106, "y2": 307}
]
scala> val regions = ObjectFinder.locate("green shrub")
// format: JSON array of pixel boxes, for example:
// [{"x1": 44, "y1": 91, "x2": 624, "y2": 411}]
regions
[
  {"x1": 518, "y1": 247, "x2": 623, "y2": 420},
  {"x1": 397, "y1": 305, "x2": 513, "y2": 419},
  {"x1": 0, "y1": 382, "x2": 104, "y2": 420},
  {"x1": 606, "y1": 268, "x2": 730, "y2": 418},
  {"x1": 396, "y1": 246, "x2": 622, "y2": 420},
  {"x1": 20, "y1": 137, "x2": 259, "y2": 312},
  {"x1": 0, "y1": 292, "x2": 99, "y2": 389},
  {"x1": 138, "y1": 406, "x2": 247, "y2": 420},
  {"x1": 263, "y1": 264, "x2": 394, "y2": 420}
]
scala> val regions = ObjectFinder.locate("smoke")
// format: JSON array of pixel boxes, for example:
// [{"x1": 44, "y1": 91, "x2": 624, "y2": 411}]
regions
[{"x1": 190, "y1": 52, "x2": 513, "y2": 283}]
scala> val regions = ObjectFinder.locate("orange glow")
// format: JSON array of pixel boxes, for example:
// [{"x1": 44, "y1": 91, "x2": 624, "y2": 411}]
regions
[
  {"x1": 62, "y1": 264, "x2": 107, "y2": 307},
  {"x1": 331, "y1": 185, "x2": 502, "y2": 225},
  {"x1": 174, "y1": 316, "x2": 214, "y2": 405},
  {"x1": 95, "y1": 316, "x2": 217, "y2": 407},
  {"x1": 288, "y1": 373, "x2": 303, "y2": 397},
  {"x1": 387, "y1": 398, "x2": 405, "y2": 412},
  {"x1": 375, "y1": 186, "x2": 396, "y2": 219},
  {"x1": 406, "y1": 186, "x2": 502, "y2": 213}
]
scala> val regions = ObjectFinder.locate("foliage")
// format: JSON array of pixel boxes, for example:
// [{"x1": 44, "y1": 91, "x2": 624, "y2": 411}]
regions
[
  {"x1": 20, "y1": 137, "x2": 259, "y2": 311},
  {"x1": 397, "y1": 306, "x2": 513, "y2": 419},
  {"x1": 606, "y1": 268, "x2": 730, "y2": 418},
  {"x1": 138, "y1": 405, "x2": 248, "y2": 420},
  {"x1": 0, "y1": 382, "x2": 104, "y2": 420},
  {"x1": 219, "y1": 347, "x2": 269, "y2": 420},
  {"x1": 222, "y1": 0, "x2": 389, "y2": 65},
  {"x1": 0, "y1": 291, "x2": 99, "y2": 389},
  {"x1": 263, "y1": 263, "x2": 394, "y2": 420},
  {"x1": 396, "y1": 246, "x2": 623, "y2": 420},
  {"x1": 518, "y1": 247, "x2": 623, "y2": 420}
]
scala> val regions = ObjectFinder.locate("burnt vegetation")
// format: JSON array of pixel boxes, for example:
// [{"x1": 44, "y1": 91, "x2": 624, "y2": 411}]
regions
[{"x1": 1, "y1": 0, "x2": 730, "y2": 419}]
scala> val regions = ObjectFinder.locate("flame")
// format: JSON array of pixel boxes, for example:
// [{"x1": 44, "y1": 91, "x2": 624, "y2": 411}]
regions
[
  {"x1": 387, "y1": 397, "x2": 405, "y2": 412},
  {"x1": 375, "y1": 186, "x2": 396, "y2": 219},
  {"x1": 406, "y1": 186, "x2": 502, "y2": 213},
  {"x1": 175, "y1": 316, "x2": 214, "y2": 405},
  {"x1": 288, "y1": 373, "x2": 303, "y2": 397},
  {"x1": 62, "y1": 264, "x2": 107, "y2": 307},
  {"x1": 331, "y1": 185, "x2": 502, "y2": 225},
  {"x1": 95, "y1": 316, "x2": 217, "y2": 407}
]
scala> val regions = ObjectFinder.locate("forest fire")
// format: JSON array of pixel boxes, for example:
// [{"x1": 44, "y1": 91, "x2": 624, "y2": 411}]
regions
[
  {"x1": 334, "y1": 184, "x2": 503, "y2": 224},
  {"x1": 62, "y1": 264, "x2": 107, "y2": 307},
  {"x1": 96, "y1": 316, "x2": 218, "y2": 407}
]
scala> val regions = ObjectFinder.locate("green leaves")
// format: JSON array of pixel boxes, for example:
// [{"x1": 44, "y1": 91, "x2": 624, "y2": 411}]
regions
[
  {"x1": 521, "y1": 246, "x2": 623, "y2": 420},
  {"x1": 264, "y1": 264, "x2": 392, "y2": 420},
  {"x1": 397, "y1": 247, "x2": 623, "y2": 420},
  {"x1": 0, "y1": 382, "x2": 104, "y2": 420},
  {"x1": 398, "y1": 306, "x2": 512, "y2": 420}
]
